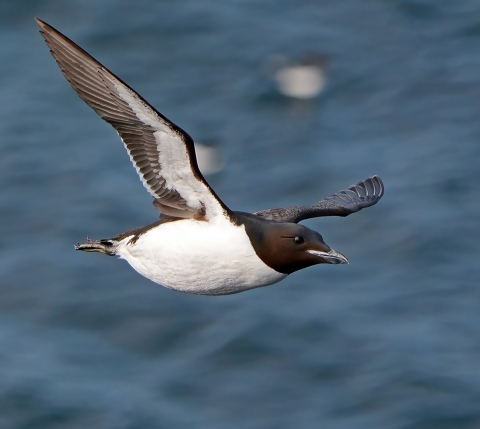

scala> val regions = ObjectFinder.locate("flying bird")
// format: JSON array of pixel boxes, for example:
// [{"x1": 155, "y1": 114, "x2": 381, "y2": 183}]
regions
[{"x1": 36, "y1": 19, "x2": 384, "y2": 295}]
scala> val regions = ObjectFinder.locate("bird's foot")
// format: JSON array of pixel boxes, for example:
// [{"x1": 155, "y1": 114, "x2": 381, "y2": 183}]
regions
[{"x1": 75, "y1": 238, "x2": 117, "y2": 256}]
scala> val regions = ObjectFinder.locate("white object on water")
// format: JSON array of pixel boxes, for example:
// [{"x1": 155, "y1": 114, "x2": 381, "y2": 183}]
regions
[
  {"x1": 274, "y1": 65, "x2": 326, "y2": 100},
  {"x1": 194, "y1": 143, "x2": 224, "y2": 175}
]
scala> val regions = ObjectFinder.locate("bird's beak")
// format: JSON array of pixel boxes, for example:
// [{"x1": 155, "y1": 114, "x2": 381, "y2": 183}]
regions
[{"x1": 307, "y1": 248, "x2": 349, "y2": 264}]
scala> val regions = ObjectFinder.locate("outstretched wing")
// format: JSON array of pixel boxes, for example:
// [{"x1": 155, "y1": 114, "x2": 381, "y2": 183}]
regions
[
  {"x1": 254, "y1": 176, "x2": 384, "y2": 223},
  {"x1": 36, "y1": 18, "x2": 228, "y2": 220}
]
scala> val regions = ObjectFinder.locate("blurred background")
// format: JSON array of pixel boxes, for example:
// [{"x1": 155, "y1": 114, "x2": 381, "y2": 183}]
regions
[{"x1": 0, "y1": 0, "x2": 479, "y2": 428}]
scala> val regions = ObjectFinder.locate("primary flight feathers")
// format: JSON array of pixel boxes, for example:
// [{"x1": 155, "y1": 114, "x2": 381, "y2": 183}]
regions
[
  {"x1": 254, "y1": 175, "x2": 384, "y2": 223},
  {"x1": 36, "y1": 18, "x2": 227, "y2": 220}
]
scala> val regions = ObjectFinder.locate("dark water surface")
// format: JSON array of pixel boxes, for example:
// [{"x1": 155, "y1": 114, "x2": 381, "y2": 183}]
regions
[{"x1": 1, "y1": 1, "x2": 480, "y2": 428}]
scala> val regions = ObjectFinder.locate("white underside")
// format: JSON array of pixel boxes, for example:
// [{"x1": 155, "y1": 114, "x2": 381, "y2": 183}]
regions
[{"x1": 115, "y1": 216, "x2": 287, "y2": 295}]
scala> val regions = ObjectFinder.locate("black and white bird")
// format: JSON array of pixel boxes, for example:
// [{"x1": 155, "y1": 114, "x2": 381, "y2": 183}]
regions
[{"x1": 37, "y1": 19, "x2": 384, "y2": 296}]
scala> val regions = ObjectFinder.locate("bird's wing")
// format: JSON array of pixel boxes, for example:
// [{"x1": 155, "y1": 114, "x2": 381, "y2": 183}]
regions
[
  {"x1": 253, "y1": 176, "x2": 384, "y2": 223},
  {"x1": 36, "y1": 19, "x2": 228, "y2": 220}
]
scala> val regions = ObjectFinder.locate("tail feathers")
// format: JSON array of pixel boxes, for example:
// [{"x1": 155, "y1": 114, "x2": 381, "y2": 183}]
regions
[{"x1": 75, "y1": 238, "x2": 117, "y2": 256}]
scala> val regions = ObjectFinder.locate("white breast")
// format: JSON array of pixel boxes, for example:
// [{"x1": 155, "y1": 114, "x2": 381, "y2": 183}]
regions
[{"x1": 115, "y1": 217, "x2": 287, "y2": 295}]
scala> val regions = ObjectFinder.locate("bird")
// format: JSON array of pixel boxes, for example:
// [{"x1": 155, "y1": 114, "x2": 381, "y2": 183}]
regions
[
  {"x1": 36, "y1": 19, "x2": 384, "y2": 296},
  {"x1": 267, "y1": 53, "x2": 329, "y2": 100}
]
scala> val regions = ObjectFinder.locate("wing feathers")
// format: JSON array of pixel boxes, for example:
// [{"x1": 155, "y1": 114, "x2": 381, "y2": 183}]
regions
[
  {"x1": 38, "y1": 19, "x2": 382, "y2": 225},
  {"x1": 37, "y1": 18, "x2": 227, "y2": 220},
  {"x1": 254, "y1": 176, "x2": 384, "y2": 223}
]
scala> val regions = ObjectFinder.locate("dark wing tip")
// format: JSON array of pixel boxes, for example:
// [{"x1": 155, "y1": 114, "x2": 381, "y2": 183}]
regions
[
  {"x1": 35, "y1": 18, "x2": 50, "y2": 31},
  {"x1": 347, "y1": 175, "x2": 384, "y2": 207}
]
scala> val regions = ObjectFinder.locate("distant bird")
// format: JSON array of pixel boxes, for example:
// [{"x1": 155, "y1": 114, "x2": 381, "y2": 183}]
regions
[
  {"x1": 267, "y1": 54, "x2": 328, "y2": 100},
  {"x1": 37, "y1": 19, "x2": 384, "y2": 295},
  {"x1": 193, "y1": 142, "x2": 224, "y2": 175}
]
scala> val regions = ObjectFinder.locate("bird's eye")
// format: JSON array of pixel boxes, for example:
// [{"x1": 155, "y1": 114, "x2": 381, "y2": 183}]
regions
[{"x1": 294, "y1": 236, "x2": 304, "y2": 245}]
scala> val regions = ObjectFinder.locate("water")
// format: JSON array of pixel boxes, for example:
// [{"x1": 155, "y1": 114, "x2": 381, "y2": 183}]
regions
[{"x1": 0, "y1": 1, "x2": 479, "y2": 427}]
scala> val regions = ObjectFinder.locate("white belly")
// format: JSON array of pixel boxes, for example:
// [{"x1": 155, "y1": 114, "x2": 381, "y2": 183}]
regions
[{"x1": 115, "y1": 217, "x2": 287, "y2": 295}]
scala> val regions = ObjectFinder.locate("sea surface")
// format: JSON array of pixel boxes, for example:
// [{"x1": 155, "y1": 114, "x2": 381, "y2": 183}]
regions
[{"x1": 0, "y1": 1, "x2": 479, "y2": 428}]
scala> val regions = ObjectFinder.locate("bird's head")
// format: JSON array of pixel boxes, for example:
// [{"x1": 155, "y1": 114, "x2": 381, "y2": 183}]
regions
[{"x1": 239, "y1": 214, "x2": 348, "y2": 274}]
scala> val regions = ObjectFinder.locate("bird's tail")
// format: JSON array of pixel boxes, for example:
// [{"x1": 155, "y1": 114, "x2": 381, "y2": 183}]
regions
[{"x1": 75, "y1": 238, "x2": 117, "y2": 256}]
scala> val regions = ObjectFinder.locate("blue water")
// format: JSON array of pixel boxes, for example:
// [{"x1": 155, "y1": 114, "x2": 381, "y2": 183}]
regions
[{"x1": 1, "y1": 1, "x2": 479, "y2": 427}]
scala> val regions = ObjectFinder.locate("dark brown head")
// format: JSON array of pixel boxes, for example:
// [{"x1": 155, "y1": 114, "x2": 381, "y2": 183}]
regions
[{"x1": 234, "y1": 212, "x2": 348, "y2": 274}]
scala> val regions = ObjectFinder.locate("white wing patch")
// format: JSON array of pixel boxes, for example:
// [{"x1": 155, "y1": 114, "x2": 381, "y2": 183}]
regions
[{"x1": 111, "y1": 77, "x2": 225, "y2": 218}]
